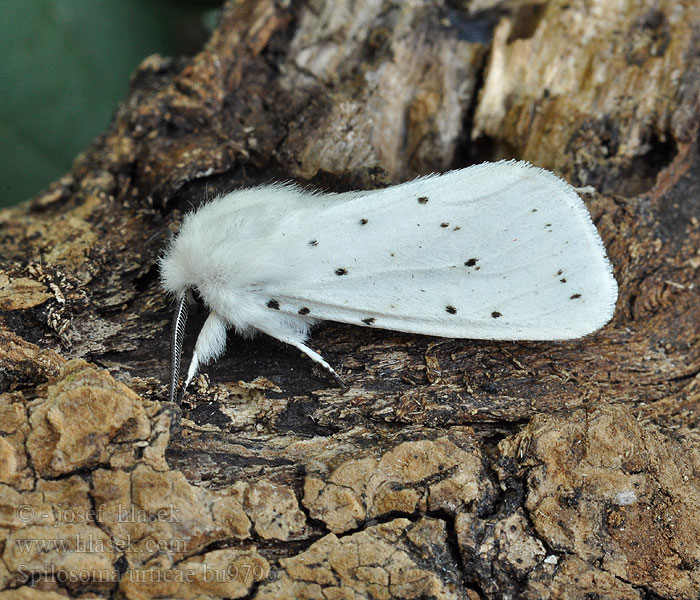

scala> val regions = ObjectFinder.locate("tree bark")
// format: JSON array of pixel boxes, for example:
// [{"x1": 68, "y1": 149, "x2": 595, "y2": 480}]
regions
[{"x1": 1, "y1": 1, "x2": 699, "y2": 598}]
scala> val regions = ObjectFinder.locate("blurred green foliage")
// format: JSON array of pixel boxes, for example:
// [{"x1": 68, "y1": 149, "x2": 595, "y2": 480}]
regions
[{"x1": 0, "y1": 0, "x2": 221, "y2": 208}]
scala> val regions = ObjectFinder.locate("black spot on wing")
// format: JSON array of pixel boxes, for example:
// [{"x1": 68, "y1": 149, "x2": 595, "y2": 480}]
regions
[
  {"x1": 335, "y1": 268, "x2": 348, "y2": 276},
  {"x1": 362, "y1": 317, "x2": 376, "y2": 325},
  {"x1": 446, "y1": 305, "x2": 457, "y2": 314},
  {"x1": 491, "y1": 311, "x2": 502, "y2": 318},
  {"x1": 298, "y1": 307, "x2": 310, "y2": 315},
  {"x1": 267, "y1": 299, "x2": 280, "y2": 310}
]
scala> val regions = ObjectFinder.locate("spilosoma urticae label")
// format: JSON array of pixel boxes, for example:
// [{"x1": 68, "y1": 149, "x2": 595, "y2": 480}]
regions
[{"x1": 160, "y1": 160, "x2": 617, "y2": 401}]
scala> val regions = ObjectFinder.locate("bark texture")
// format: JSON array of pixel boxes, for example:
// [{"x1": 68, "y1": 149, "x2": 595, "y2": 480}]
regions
[{"x1": 1, "y1": 0, "x2": 700, "y2": 598}]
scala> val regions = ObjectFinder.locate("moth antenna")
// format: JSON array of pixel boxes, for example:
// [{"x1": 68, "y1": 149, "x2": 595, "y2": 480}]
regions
[{"x1": 168, "y1": 292, "x2": 190, "y2": 404}]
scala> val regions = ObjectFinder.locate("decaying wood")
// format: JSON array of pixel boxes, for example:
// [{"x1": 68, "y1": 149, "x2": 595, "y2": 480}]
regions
[{"x1": 1, "y1": 0, "x2": 699, "y2": 598}]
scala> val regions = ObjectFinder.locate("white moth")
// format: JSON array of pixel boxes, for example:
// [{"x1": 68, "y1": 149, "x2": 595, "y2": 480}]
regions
[{"x1": 160, "y1": 160, "x2": 617, "y2": 401}]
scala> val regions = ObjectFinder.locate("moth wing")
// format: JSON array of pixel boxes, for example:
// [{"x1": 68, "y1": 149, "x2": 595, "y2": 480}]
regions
[{"x1": 260, "y1": 161, "x2": 617, "y2": 341}]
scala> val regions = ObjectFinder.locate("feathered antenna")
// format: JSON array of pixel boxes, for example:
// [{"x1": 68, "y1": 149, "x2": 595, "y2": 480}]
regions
[{"x1": 168, "y1": 292, "x2": 190, "y2": 404}]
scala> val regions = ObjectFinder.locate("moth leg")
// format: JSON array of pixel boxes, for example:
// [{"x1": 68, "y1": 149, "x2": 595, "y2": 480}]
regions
[
  {"x1": 184, "y1": 311, "x2": 228, "y2": 391},
  {"x1": 184, "y1": 350, "x2": 200, "y2": 391},
  {"x1": 285, "y1": 339, "x2": 347, "y2": 389}
]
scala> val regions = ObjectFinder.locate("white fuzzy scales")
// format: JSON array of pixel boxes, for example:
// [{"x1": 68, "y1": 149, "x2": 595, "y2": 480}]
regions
[{"x1": 160, "y1": 160, "x2": 617, "y2": 391}]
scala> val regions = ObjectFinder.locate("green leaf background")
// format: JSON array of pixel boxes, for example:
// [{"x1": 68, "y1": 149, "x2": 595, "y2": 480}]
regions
[{"x1": 0, "y1": 0, "x2": 220, "y2": 208}]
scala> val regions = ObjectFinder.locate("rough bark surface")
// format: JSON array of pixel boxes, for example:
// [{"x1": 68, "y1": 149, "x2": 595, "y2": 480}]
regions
[{"x1": 1, "y1": 0, "x2": 699, "y2": 598}]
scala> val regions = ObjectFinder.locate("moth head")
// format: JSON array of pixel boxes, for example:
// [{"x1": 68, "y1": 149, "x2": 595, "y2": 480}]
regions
[
  {"x1": 160, "y1": 221, "x2": 200, "y2": 404},
  {"x1": 159, "y1": 212, "x2": 211, "y2": 301},
  {"x1": 159, "y1": 247, "x2": 193, "y2": 300},
  {"x1": 159, "y1": 205, "x2": 234, "y2": 306}
]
